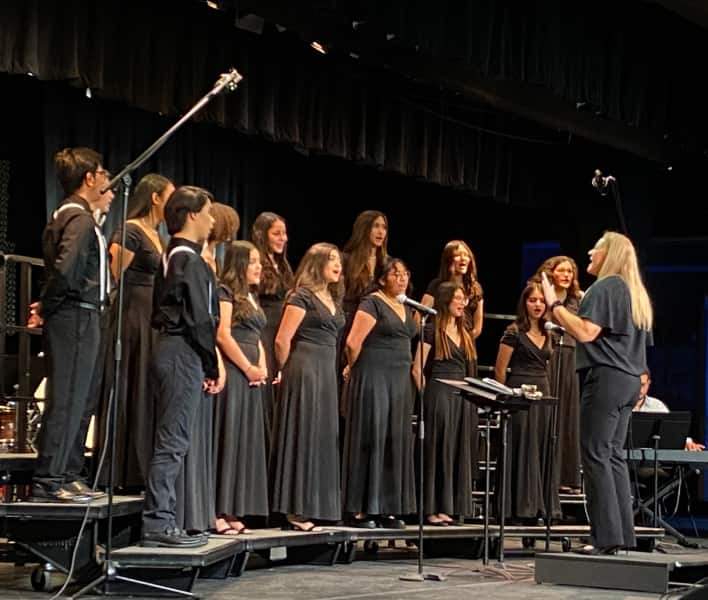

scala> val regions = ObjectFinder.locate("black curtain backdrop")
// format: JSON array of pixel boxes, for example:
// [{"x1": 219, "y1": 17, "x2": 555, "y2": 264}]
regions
[
  {"x1": 0, "y1": 0, "x2": 544, "y2": 201},
  {"x1": 321, "y1": 0, "x2": 708, "y2": 154},
  {"x1": 0, "y1": 69, "x2": 667, "y2": 370}
]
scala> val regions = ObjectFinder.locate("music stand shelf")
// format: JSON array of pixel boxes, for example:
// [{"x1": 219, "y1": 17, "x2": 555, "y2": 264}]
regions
[{"x1": 437, "y1": 378, "x2": 557, "y2": 564}]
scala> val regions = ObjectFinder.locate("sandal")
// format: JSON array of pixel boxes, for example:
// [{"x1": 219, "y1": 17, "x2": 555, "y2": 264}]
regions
[
  {"x1": 426, "y1": 516, "x2": 448, "y2": 527},
  {"x1": 220, "y1": 514, "x2": 252, "y2": 534},
  {"x1": 213, "y1": 526, "x2": 241, "y2": 536},
  {"x1": 283, "y1": 518, "x2": 323, "y2": 533}
]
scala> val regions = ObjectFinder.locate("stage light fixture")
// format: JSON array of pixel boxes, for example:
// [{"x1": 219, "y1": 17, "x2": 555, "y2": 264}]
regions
[{"x1": 310, "y1": 41, "x2": 327, "y2": 55}]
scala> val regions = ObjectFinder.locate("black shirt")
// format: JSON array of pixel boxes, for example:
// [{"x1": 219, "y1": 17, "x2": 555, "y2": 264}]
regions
[
  {"x1": 576, "y1": 275, "x2": 651, "y2": 376},
  {"x1": 39, "y1": 195, "x2": 108, "y2": 318},
  {"x1": 152, "y1": 237, "x2": 219, "y2": 379}
]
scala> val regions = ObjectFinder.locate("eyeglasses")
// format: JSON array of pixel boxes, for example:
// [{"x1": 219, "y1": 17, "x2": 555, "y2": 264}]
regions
[
  {"x1": 94, "y1": 169, "x2": 111, "y2": 179},
  {"x1": 390, "y1": 271, "x2": 410, "y2": 280}
]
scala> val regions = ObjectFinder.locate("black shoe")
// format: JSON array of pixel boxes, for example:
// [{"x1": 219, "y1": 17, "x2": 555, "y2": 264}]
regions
[
  {"x1": 573, "y1": 544, "x2": 621, "y2": 556},
  {"x1": 377, "y1": 516, "x2": 406, "y2": 529},
  {"x1": 65, "y1": 480, "x2": 106, "y2": 499},
  {"x1": 28, "y1": 484, "x2": 92, "y2": 504},
  {"x1": 348, "y1": 516, "x2": 377, "y2": 529},
  {"x1": 185, "y1": 529, "x2": 210, "y2": 540},
  {"x1": 142, "y1": 528, "x2": 208, "y2": 548}
]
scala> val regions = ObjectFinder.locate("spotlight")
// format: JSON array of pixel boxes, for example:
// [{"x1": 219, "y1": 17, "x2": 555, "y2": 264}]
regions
[{"x1": 310, "y1": 41, "x2": 327, "y2": 55}]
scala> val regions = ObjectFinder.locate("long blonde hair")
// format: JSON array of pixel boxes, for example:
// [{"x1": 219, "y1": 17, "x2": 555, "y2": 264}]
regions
[{"x1": 595, "y1": 231, "x2": 653, "y2": 331}]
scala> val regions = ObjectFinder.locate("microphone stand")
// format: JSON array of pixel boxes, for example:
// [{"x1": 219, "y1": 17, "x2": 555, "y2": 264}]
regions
[
  {"x1": 544, "y1": 327, "x2": 562, "y2": 551},
  {"x1": 400, "y1": 311, "x2": 445, "y2": 582},
  {"x1": 72, "y1": 68, "x2": 243, "y2": 600}
]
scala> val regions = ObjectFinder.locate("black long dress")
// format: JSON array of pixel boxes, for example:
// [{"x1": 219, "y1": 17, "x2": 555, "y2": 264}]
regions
[
  {"x1": 422, "y1": 323, "x2": 478, "y2": 517},
  {"x1": 213, "y1": 289, "x2": 269, "y2": 518},
  {"x1": 500, "y1": 324, "x2": 560, "y2": 520},
  {"x1": 258, "y1": 279, "x2": 288, "y2": 451},
  {"x1": 549, "y1": 295, "x2": 581, "y2": 489},
  {"x1": 342, "y1": 294, "x2": 417, "y2": 517},
  {"x1": 270, "y1": 288, "x2": 345, "y2": 521},
  {"x1": 425, "y1": 277, "x2": 483, "y2": 374},
  {"x1": 99, "y1": 223, "x2": 162, "y2": 489},
  {"x1": 340, "y1": 252, "x2": 376, "y2": 414},
  {"x1": 175, "y1": 390, "x2": 215, "y2": 533}
]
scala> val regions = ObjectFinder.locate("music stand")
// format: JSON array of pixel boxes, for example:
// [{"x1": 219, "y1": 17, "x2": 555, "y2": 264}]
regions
[{"x1": 438, "y1": 378, "x2": 556, "y2": 563}]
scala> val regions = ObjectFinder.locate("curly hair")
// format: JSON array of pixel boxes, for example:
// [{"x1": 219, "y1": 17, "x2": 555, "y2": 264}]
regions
[{"x1": 536, "y1": 255, "x2": 581, "y2": 300}]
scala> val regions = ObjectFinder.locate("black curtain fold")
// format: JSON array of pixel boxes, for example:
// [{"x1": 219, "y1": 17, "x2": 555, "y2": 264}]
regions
[
  {"x1": 364, "y1": 0, "x2": 708, "y2": 151},
  {"x1": 0, "y1": 0, "x2": 543, "y2": 200}
]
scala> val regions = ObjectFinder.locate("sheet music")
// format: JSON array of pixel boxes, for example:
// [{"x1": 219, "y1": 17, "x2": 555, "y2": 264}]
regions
[{"x1": 463, "y1": 376, "x2": 514, "y2": 396}]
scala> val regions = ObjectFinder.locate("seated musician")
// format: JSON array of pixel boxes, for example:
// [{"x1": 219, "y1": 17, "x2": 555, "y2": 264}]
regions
[{"x1": 633, "y1": 370, "x2": 704, "y2": 451}]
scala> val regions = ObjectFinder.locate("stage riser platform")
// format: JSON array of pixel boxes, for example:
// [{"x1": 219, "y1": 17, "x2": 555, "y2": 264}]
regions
[{"x1": 535, "y1": 551, "x2": 708, "y2": 594}]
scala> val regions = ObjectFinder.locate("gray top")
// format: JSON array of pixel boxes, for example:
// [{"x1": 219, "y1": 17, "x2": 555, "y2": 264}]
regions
[{"x1": 575, "y1": 275, "x2": 652, "y2": 376}]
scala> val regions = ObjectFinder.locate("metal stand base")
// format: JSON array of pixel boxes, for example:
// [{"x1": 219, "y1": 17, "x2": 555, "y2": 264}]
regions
[
  {"x1": 399, "y1": 572, "x2": 447, "y2": 582},
  {"x1": 71, "y1": 570, "x2": 196, "y2": 599}
]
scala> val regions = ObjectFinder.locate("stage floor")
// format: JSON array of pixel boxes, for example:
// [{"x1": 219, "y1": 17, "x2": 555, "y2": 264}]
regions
[{"x1": 0, "y1": 542, "x2": 668, "y2": 600}]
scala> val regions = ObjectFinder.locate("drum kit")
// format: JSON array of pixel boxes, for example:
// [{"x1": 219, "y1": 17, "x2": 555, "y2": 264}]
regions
[{"x1": 0, "y1": 401, "x2": 41, "y2": 453}]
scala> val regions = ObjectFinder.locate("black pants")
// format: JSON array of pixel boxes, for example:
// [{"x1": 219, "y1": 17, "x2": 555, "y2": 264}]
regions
[
  {"x1": 67, "y1": 307, "x2": 112, "y2": 482},
  {"x1": 142, "y1": 336, "x2": 204, "y2": 534},
  {"x1": 579, "y1": 365, "x2": 639, "y2": 548},
  {"x1": 34, "y1": 305, "x2": 101, "y2": 490}
]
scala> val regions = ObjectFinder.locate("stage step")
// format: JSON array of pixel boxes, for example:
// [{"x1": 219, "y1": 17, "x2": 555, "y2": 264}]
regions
[{"x1": 535, "y1": 550, "x2": 708, "y2": 594}]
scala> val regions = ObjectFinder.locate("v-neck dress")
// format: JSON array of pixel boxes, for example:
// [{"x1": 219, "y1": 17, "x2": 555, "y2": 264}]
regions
[
  {"x1": 498, "y1": 323, "x2": 559, "y2": 520},
  {"x1": 342, "y1": 294, "x2": 417, "y2": 516},
  {"x1": 97, "y1": 222, "x2": 163, "y2": 489},
  {"x1": 269, "y1": 287, "x2": 345, "y2": 521},
  {"x1": 422, "y1": 322, "x2": 479, "y2": 517}
]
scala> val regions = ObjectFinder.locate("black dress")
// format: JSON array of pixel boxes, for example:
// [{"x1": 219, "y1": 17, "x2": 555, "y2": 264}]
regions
[
  {"x1": 342, "y1": 294, "x2": 417, "y2": 517},
  {"x1": 213, "y1": 288, "x2": 269, "y2": 518},
  {"x1": 340, "y1": 252, "x2": 376, "y2": 413},
  {"x1": 258, "y1": 279, "x2": 288, "y2": 450},
  {"x1": 500, "y1": 324, "x2": 559, "y2": 520},
  {"x1": 175, "y1": 390, "x2": 215, "y2": 533},
  {"x1": 422, "y1": 323, "x2": 478, "y2": 517},
  {"x1": 549, "y1": 295, "x2": 581, "y2": 489},
  {"x1": 425, "y1": 277, "x2": 483, "y2": 373},
  {"x1": 99, "y1": 222, "x2": 162, "y2": 489},
  {"x1": 270, "y1": 288, "x2": 345, "y2": 521}
]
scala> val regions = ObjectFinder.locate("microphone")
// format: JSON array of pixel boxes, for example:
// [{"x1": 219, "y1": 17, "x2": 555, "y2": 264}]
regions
[
  {"x1": 396, "y1": 294, "x2": 437, "y2": 316},
  {"x1": 544, "y1": 321, "x2": 565, "y2": 333},
  {"x1": 591, "y1": 169, "x2": 616, "y2": 196}
]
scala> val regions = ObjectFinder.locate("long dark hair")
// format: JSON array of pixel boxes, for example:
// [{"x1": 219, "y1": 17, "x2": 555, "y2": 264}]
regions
[
  {"x1": 343, "y1": 210, "x2": 388, "y2": 299},
  {"x1": 436, "y1": 240, "x2": 482, "y2": 300},
  {"x1": 251, "y1": 212, "x2": 294, "y2": 295},
  {"x1": 219, "y1": 240, "x2": 260, "y2": 324},
  {"x1": 290, "y1": 243, "x2": 344, "y2": 303},
  {"x1": 127, "y1": 173, "x2": 173, "y2": 220},
  {"x1": 433, "y1": 282, "x2": 475, "y2": 361},
  {"x1": 514, "y1": 278, "x2": 547, "y2": 333}
]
